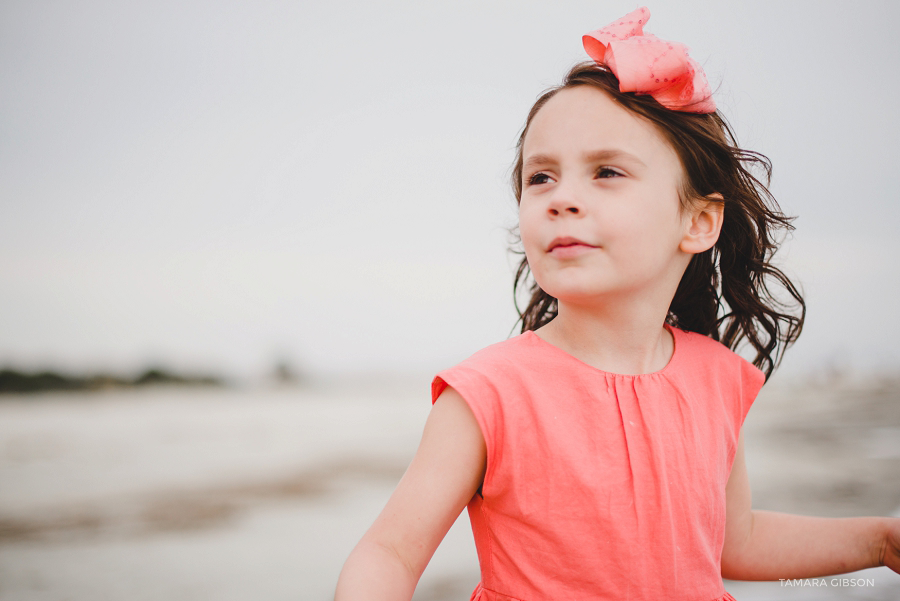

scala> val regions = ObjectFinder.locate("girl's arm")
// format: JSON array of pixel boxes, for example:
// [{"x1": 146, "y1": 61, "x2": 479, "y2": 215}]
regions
[
  {"x1": 721, "y1": 429, "x2": 900, "y2": 580},
  {"x1": 334, "y1": 386, "x2": 486, "y2": 600}
]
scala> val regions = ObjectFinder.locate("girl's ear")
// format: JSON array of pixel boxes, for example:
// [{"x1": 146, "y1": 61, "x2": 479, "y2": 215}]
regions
[{"x1": 680, "y1": 193, "x2": 724, "y2": 254}]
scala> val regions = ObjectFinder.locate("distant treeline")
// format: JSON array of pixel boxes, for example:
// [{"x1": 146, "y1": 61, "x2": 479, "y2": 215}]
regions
[{"x1": 0, "y1": 368, "x2": 223, "y2": 394}]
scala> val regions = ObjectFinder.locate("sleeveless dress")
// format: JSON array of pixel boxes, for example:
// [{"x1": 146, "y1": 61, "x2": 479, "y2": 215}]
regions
[{"x1": 431, "y1": 326, "x2": 765, "y2": 601}]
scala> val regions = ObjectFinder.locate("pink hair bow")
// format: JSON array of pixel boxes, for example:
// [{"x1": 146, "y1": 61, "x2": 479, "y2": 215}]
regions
[{"x1": 582, "y1": 7, "x2": 715, "y2": 113}]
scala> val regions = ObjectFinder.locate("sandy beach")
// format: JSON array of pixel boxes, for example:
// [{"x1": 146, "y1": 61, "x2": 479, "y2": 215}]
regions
[{"x1": 1, "y1": 374, "x2": 898, "y2": 600}]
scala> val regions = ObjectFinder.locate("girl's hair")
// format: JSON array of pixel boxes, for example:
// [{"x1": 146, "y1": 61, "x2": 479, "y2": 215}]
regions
[{"x1": 512, "y1": 62, "x2": 805, "y2": 379}]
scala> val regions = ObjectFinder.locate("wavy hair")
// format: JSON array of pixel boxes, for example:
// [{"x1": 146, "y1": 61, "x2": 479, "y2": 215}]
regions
[{"x1": 511, "y1": 62, "x2": 805, "y2": 379}]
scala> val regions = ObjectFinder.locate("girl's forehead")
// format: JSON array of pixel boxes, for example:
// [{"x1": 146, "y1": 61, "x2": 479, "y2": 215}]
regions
[{"x1": 523, "y1": 86, "x2": 674, "y2": 161}]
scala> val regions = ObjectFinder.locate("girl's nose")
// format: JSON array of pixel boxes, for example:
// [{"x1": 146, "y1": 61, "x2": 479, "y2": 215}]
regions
[{"x1": 547, "y1": 187, "x2": 584, "y2": 217}]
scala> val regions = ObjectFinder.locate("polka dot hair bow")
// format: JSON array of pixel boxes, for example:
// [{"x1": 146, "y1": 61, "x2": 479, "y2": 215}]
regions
[{"x1": 582, "y1": 6, "x2": 715, "y2": 113}]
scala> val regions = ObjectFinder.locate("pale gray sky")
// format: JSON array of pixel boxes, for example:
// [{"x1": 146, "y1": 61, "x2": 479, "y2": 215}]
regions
[{"x1": 1, "y1": 0, "x2": 898, "y2": 380}]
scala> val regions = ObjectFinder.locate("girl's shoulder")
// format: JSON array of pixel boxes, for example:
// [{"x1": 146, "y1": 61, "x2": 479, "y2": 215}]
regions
[
  {"x1": 430, "y1": 332, "x2": 549, "y2": 404},
  {"x1": 459, "y1": 331, "x2": 542, "y2": 364},
  {"x1": 673, "y1": 327, "x2": 766, "y2": 389},
  {"x1": 674, "y1": 327, "x2": 733, "y2": 358},
  {"x1": 437, "y1": 332, "x2": 545, "y2": 378}
]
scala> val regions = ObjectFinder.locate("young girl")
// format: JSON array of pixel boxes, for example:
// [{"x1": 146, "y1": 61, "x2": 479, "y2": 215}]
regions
[{"x1": 335, "y1": 7, "x2": 900, "y2": 600}]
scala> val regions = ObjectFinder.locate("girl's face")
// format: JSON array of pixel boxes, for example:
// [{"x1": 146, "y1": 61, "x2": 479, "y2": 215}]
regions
[{"x1": 519, "y1": 85, "x2": 696, "y2": 309}]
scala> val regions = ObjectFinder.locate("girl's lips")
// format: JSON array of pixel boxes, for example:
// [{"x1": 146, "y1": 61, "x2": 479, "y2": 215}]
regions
[
  {"x1": 548, "y1": 243, "x2": 596, "y2": 258},
  {"x1": 548, "y1": 236, "x2": 598, "y2": 258}
]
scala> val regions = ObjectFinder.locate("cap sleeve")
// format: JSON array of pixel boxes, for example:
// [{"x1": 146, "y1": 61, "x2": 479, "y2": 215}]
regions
[
  {"x1": 738, "y1": 359, "x2": 766, "y2": 427},
  {"x1": 431, "y1": 365, "x2": 504, "y2": 482}
]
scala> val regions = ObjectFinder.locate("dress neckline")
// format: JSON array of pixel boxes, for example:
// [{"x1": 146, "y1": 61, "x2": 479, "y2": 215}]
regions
[{"x1": 523, "y1": 324, "x2": 683, "y2": 378}]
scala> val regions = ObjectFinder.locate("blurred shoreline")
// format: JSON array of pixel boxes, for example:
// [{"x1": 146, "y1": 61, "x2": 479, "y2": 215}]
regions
[{"x1": 0, "y1": 367, "x2": 225, "y2": 395}]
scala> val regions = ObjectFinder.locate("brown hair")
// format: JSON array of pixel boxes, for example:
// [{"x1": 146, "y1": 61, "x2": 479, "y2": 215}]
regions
[{"x1": 511, "y1": 62, "x2": 804, "y2": 379}]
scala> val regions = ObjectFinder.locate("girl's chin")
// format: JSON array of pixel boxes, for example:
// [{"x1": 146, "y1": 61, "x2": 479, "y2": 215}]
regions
[
  {"x1": 540, "y1": 280, "x2": 650, "y2": 309},
  {"x1": 539, "y1": 286, "x2": 612, "y2": 306}
]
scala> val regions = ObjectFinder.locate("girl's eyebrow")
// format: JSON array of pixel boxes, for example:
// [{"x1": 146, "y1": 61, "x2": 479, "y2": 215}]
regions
[
  {"x1": 523, "y1": 149, "x2": 646, "y2": 170},
  {"x1": 584, "y1": 149, "x2": 646, "y2": 167}
]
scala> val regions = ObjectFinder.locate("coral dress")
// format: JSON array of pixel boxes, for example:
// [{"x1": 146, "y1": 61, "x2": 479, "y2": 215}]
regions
[{"x1": 431, "y1": 326, "x2": 765, "y2": 601}]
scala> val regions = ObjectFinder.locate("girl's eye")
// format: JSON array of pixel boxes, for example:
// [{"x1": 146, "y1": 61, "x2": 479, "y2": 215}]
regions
[
  {"x1": 527, "y1": 172, "x2": 551, "y2": 186},
  {"x1": 597, "y1": 167, "x2": 624, "y2": 179}
]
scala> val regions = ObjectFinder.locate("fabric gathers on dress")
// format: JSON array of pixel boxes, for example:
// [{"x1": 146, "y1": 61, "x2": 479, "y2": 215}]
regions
[{"x1": 431, "y1": 326, "x2": 764, "y2": 601}]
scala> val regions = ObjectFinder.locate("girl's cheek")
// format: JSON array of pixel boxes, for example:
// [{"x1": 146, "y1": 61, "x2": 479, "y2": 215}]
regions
[
  {"x1": 520, "y1": 227, "x2": 542, "y2": 271},
  {"x1": 520, "y1": 228, "x2": 542, "y2": 266}
]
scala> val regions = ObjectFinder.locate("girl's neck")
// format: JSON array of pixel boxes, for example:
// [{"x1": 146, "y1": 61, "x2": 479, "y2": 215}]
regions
[{"x1": 534, "y1": 300, "x2": 674, "y2": 375}]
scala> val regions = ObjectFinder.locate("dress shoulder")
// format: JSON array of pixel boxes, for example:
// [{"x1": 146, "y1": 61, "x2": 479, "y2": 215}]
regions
[
  {"x1": 675, "y1": 328, "x2": 766, "y2": 427},
  {"x1": 430, "y1": 333, "x2": 540, "y2": 404},
  {"x1": 430, "y1": 333, "x2": 544, "y2": 471}
]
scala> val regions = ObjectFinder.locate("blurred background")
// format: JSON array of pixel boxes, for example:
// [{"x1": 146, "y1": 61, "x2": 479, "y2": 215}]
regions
[{"x1": 1, "y1": 0, "x2": 899, "y2": 599}]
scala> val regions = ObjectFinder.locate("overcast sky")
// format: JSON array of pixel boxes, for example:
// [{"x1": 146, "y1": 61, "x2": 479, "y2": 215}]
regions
[{"x1": 1, "y1": 0, "x2": 898, "y2": 381}]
